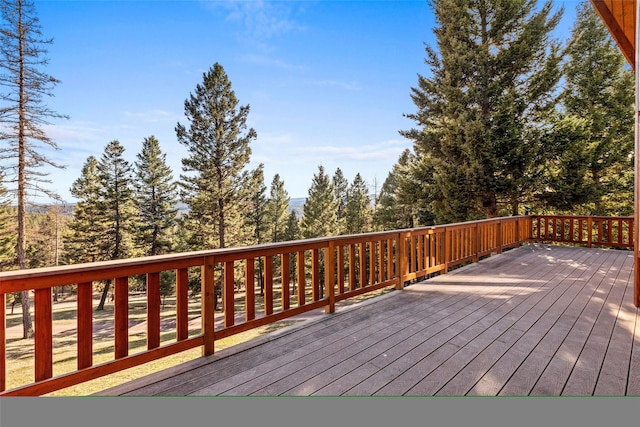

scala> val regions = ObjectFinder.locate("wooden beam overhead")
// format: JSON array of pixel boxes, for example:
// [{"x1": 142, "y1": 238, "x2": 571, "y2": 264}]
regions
[{"x1": 590, "y1": 0, "x2": 636, "y2": 70}]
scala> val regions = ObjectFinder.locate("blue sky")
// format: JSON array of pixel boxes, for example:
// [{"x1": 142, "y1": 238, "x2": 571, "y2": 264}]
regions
[{"x1": 29, "y1": 0, "x2": 579, "y2": 203}]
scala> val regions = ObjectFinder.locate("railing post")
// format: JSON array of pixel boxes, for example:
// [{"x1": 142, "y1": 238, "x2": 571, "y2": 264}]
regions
[
  {"x1": 444, "y1": 227, "x2": 450, "y2": 274},
  {"x1": 398, "y1": 232, "x2": 408, "y2": 287},
  {"x1": 325, "y1": 242, "x2": 336, "y2": 314},
  {"x1": 587, "y1": 217, "x2": 593, "y2": 248},
  {"x1": 147, "y1": 272, "x2": 161, "y2": 350},
  {"x1": 202, "y1": 255, "x2": 216, "y2": 356},
  {"x1": 473, "y1": 222, "x2": 479, "y2": 262},
  {"x1": 496, "y1": 219, "x2": 503, "y2": 254},
  {"x1": 515, "y1": 217, "x2": 521, "y2": 247}
]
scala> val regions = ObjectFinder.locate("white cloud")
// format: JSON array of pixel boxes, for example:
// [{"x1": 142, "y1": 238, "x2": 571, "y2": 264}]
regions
[{"x1": 293, "y1": 139, "x2": 408, "y2": 162}]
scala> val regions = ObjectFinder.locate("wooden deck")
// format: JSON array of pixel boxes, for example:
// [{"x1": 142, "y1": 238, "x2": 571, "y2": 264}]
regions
[{"x1": 97, "y1": 244, "x2": 640, "y2": 397}]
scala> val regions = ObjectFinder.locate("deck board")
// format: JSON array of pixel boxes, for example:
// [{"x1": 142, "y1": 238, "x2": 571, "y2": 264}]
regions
[{"x1": 96, "y1": 244, "x2": 640, "y2": 397}]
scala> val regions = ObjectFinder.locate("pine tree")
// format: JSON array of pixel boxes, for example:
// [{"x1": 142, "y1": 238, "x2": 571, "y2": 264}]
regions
[
  {"x1": 134, "y1": 136, "x2": 179, "y2": 256},
  {"x1": 95, "y1": 140, "x2": 137, "y2": 310},
  {"x1": 177, "y1": 62, "x2": 256, "y2": 250},
  {"x1": 0, "y1": 0, "x2": 69, "y2": 338},
  {"x1": 332, "y1": 167, "x2": 348, "y2": 233},
  {"x1": 65, "y1": 156, "x2": 106, "y2": 265},
  {"x1": 345, "y1": 173, "x2": 372, "y2": 234},
  {"x1": 245, "y1": 164, "x2": 268, "y2": 245},
  {"x1": 301, "y1": 165, "x2": 339, "y2": 239},
  {"x1": 374, "y1": 149, "x2": 426, "y2": 230},
  {"x1": 266, "y1": 173, "x2": 290, "y2": 243},
  {"x1": 402, "y1": 0, "x2": 562, "y2": 223},
  {"x1": 284, "y1": 210, "x2": 300, "y2": 242},
  {"x1": 543, "y1": 1, "x2": 634, "y2": 215}
]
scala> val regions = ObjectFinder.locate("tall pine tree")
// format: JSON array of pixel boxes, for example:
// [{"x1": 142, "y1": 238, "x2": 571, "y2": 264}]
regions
[
  {"x1": 0, "y1": 0, "x2": 68, "y2": 338},
  {"x1": 134, "y1": 135, "x2": 179, "y2": 256},
  {"x1": 402, "y1": 0, "x2": 563, "y2": 223},
  {"x1": 266, "y1": 173, "x2": 290, "y2": 243},
  {"x1": 65, "y1": 156, "x2": 106, "y2": 265},
  {"x1": 345, "y1": 173, "x2": 372, "y2": 234},
  {"x1": 95, "y1": 140, "x2": 137, "y2": 310},
  {"x1": 177, "y1": 62, "x2": 256, "y2": 250},
  {"x1": 301, "y1": 165, "x2": 340, "y2": 239},
  {"x1": 542, "y1": 1, "x2": 634, "y2": 215}
]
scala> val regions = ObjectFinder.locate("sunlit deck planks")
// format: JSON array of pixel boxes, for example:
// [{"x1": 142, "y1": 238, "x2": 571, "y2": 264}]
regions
[{"x1": 97, "y1": 244, "x2": 640, "y2": 397}]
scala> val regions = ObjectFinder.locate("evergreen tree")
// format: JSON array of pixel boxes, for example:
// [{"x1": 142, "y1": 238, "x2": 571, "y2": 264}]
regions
[
  {"x1": 65, "y1": 156, "x2": 106, "y2": 264},
  {"x1": 543, "y1": 1, "x2": 634, "y2": 215},
  {"x1": 345, "y1": 173, "x2": 372, "y2": 234},
  {"x1": 266, "y1": 173, "x2": 290, "y2": 243},
  {"x1": 177, "y1": 62, "x2": 256, "y2": 250},
  {"x1": 0, "y1": 0, "x2": 69, "y2": 338},
  {"x1": 95, "y1": 140, "x2": 137, "y2": 310},
  {"x1": 284, "y1": 210, "x2": 300, "y2": 242},
  {"x1": 245, "y1": 164, "x2": 268, "y2": 245},
  {"x1": 301, "y1": 165, "x2": 339, "y2": 239},
  {"x1": 374, "y1": 149, "x2": 426, "y2": 230},
  {"x1": 332, "y1": 167, "x2": 348, "y2": 233},
  {"x1": 402, "y1": 0, "x2": 563, "y2": 223},
  {"x1": 134, "y1": 136, "x2": 179, "y2": 256}
]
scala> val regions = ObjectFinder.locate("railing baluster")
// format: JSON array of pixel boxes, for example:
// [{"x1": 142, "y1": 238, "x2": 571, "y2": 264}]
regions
[
  {"x1": 224, "y1": 261, "x2": 235, "y2": 328},
  {"x1": 147, "y1": 272, "x2": 160, "y2": 350},
  {"x1": 359, "y1": 242, "x2": 366, "y2": 287},
  {"x1": 245, "y1": 258, "x2": 255, "y2": 320},
  {"x1": 77, "y1": 282, "x2": 93, "y2": 369},
  {"x1": 282, "y1": 253, "x2": 290, "y2": 311},
  {"x1": 202, "y1": 256, "x2": 216, "y2": 356},
  {"x1": 34, "y1": 287, "x2": 53, "y2": 382},
  {"x1": 297, "y1": 250, "x2": 306, "y2": 306},
  {"x1": 312, "y1": 249, "x2": 320, "y2": 301},
  {"x1": 378, "y1": 240, "x2": 385, "y2": 283},
  {"x1": 349, "y1": 244, "x2": 356, "y2": 291},
  {"x1": 114, "y1": 277, "x2": 129, "y2": 359},
  {"x1": 176, "y1": 268, "x2": 189, "y2": 341},
  {"x1": 264, "y1": 256, "x2": 273, "y2": 315},
  {"x1": 337, "y1": 245, "x2": 345, "y2": 294},
  {"x1": 369, "y1": 240, "x2": 376, "y2": 285}
]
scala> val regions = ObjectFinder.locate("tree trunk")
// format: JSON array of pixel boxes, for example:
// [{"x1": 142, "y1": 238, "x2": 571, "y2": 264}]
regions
[{"x1": 96, "y1": 280, "x2": 111, "y2": 311}]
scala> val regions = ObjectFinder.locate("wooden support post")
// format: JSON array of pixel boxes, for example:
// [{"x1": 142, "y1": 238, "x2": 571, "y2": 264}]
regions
[
  {"x1": 147, "y1": 272, "x2": 161, "y2": 350},
  {"x1": 202, "y1": 256, "x2": 216, "y2": 356},
  {"x1": 114, "y1": 277, "x2": 129, "y2": 359},
  {"x1": 77, "y1": 282, "x2": 93, "y2": 370},
  {"x1": 312, "y1": 249, "x2": 320, "y2": 301},
  {"x1": 325, "y1": 243, "x2": 335, "y2": 314},
  {"x1": 34, "y1": 288, "x2": 53, "y2": 382}
]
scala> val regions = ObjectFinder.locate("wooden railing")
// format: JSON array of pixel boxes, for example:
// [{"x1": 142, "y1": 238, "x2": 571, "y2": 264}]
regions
[
  {"x1": 530, "y1": 216, "x2": 634, "y2": 248},
  {"x1": 2, "y1": 214, "x2": 627, "y2": 396}
]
